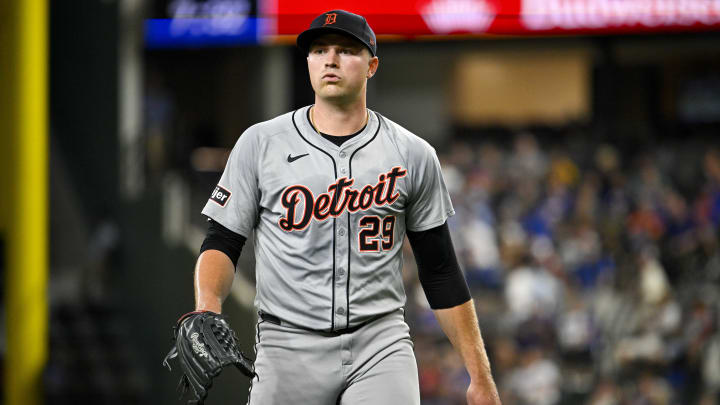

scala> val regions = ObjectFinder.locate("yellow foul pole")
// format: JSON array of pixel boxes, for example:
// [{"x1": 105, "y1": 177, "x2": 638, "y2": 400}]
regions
[{"x1": 0, "y1": 0, "x2": 49, "y2": 404}]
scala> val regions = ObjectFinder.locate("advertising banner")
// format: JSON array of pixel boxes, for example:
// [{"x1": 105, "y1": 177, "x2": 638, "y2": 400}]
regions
[{"x1": 269, "y1": 0, "x2": 720, "y2": 37}]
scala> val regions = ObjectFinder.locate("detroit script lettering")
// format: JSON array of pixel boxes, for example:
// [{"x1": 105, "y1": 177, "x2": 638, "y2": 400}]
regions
[{"x1": 278, "y1": 166, "x2": 407, "y2": 232}]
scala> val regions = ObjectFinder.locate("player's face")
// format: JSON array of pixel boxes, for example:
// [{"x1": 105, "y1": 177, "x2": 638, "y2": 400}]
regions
[{"x1": 307, "y1": 34, "x2": 378, "y2": 104}]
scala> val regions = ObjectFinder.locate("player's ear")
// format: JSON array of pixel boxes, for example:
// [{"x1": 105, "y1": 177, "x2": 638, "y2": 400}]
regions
[{"x1": 367, "y1": 56, "x2": 379, "y2": 79}]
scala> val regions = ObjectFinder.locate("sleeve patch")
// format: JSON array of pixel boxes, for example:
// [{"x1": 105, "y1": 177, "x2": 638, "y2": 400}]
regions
[{"x1": 210, "y1": 185, "x2": 232, "y2": 207}]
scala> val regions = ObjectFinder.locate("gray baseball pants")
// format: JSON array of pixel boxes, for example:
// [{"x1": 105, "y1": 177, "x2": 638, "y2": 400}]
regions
[{"x1": 246, "y1": 309, "x2": 420, "y2": 405}]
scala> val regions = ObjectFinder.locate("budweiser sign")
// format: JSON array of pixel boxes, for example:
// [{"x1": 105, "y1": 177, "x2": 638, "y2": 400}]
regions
[
  {"x1": 273, "y1": 0, "x2": 720, "y2": 37},
  {"x1": 522, "y1": 0, "x2": 720, "y2": 30},
  {"x1": 420, "y1": 0, "x2": 496, "y2": 33}
]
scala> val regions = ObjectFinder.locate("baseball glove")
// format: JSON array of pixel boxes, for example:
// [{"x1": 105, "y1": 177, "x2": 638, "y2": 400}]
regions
[{"x1": 163, "y1": 311, "x2": 254, "y2": 404}]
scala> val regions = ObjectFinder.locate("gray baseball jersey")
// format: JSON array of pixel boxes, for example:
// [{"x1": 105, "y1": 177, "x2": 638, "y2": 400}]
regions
[{"x1": 202, "y1": 105, "x2": 454, "y2": 332}]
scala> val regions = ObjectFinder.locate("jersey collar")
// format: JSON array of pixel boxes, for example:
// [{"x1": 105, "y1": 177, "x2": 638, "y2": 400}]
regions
[{"x1": 297, "y1": 105, "x2": 379, "y2": 153}]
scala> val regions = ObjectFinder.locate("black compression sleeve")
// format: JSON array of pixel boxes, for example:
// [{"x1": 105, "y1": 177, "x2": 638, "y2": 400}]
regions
[
  {"x1": 199, "y1": 219, "x2": 247, "y2": 268},
  {"x1": 406, "y1": 222, "x2": 471, "y2": 309}
]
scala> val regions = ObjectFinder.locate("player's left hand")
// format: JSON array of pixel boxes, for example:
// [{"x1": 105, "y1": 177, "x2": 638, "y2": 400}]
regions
[{"x1": 467, "y1": 380, "x2": 502, "y2": 405}]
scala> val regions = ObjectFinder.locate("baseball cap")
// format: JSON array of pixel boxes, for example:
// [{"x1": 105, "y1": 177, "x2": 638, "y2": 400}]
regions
[{"x1": 297, "y1": 10, "x2": 377, "y2": 57}]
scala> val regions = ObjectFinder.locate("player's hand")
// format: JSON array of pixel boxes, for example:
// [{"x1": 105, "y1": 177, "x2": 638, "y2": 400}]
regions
[
  {"x1": 163, "y1": 311, "x2": 254, "y2": 404},
  {"x1": 466, "y1": 380, "x2": 502, "y2": 405}
]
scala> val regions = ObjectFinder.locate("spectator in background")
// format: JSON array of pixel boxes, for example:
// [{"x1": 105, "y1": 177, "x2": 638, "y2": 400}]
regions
[
  {"x1": 507, "y1": 345, "x2": 561, "y2": 405},
  {"x1": 405, "y1": 133, "x2": 720, "y2": 405}
]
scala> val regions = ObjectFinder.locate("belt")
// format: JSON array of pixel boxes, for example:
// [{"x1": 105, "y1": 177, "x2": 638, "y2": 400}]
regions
[{"x1": 258, "y1": 312, "x2": 379, "y2": 336}]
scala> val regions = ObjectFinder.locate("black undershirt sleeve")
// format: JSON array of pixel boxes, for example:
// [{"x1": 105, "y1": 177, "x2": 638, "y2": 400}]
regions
[
  {"x1": 406, "y1": 222, "x2": 471, "y2": 309},
  {"x1": 199, "y1": 219, "x2": 247, "y2": 268}
]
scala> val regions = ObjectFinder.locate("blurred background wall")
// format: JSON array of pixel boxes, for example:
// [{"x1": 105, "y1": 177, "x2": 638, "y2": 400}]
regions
[{"x1": 2, "y1": 0, "x2": 720, "y2": 404}]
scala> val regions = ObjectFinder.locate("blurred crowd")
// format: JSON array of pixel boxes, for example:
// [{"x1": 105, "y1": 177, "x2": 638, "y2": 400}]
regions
[{"x1": 403, "y1": 132, "x2": 720, "y2": 405}]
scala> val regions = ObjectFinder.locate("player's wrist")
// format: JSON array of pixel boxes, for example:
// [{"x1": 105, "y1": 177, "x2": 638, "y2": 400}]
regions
[
  {"x1": 468, "y1": 376, "x2": 500, "y2": 398},
  {"x1": 194, "y1": 307, "x2": 221, "y2": 315},
  {"x1": 194, "y1": 302, "x2": 222, "y2": 314}
]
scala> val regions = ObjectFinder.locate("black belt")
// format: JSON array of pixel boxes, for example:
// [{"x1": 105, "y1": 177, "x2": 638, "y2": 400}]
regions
[{"x1": 259, "y1": 312, "x2": 381, "y2": 336}]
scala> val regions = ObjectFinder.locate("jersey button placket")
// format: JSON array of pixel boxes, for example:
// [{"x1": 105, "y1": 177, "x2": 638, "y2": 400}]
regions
[
  {"x1": 334, "y1": 149, "x2": 349, "y2": 330},
  {"x1": 336, "y1": 267, "x2": 345, "y2": 288},
  {"x1": 335, "y1": 231, "x2": 348, "y2": 330}
]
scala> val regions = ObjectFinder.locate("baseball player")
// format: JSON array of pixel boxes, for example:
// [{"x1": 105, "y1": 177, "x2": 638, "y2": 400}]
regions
[{"x1": 166, "y1": 9, "x2": 501, "y2": 405}]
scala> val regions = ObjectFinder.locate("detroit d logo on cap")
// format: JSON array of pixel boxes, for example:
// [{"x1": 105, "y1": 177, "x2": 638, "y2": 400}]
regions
[{"x1": 323, "y1": 13, "x2": 337, "y2": 25}]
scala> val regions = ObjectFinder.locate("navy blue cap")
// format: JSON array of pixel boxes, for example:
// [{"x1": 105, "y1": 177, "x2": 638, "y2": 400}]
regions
[{"x1": 297, "y1": 10, "x2": 377, "y2": 56}]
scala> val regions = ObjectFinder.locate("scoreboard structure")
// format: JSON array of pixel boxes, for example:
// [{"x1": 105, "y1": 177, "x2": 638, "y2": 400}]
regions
[{"x1": 146, "y1": 0, "x2": 720, "y2": 48}]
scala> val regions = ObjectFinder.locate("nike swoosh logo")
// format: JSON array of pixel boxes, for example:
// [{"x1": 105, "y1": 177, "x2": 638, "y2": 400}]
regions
[{"x1": 287, "y1": 153, "x2": 309, "y2": 163}]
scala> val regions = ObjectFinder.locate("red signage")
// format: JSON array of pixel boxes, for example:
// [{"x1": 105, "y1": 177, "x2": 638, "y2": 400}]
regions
[{"x1": 266, "y1": 0, "x2": 720, "y2": 36}]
